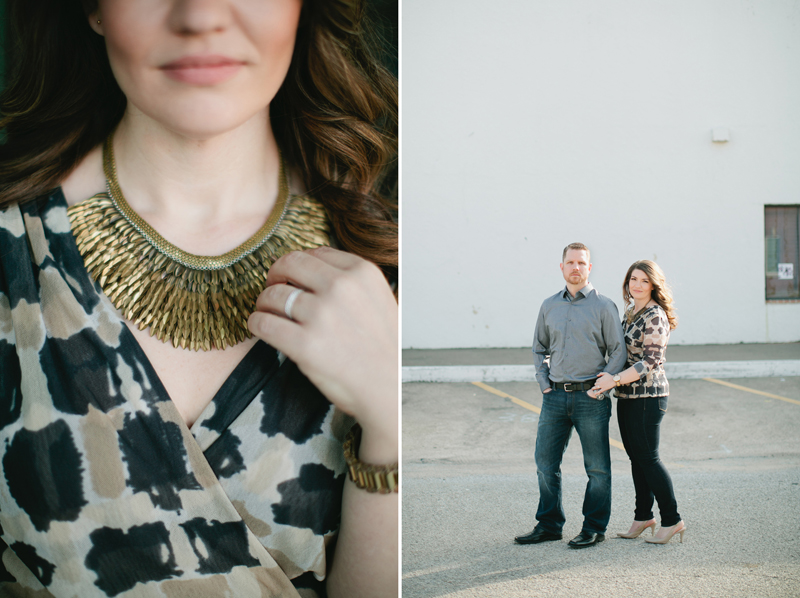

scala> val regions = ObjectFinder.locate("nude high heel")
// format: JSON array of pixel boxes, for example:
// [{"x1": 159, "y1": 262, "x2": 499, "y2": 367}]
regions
[
  {"x1": 644, "y1": 521, "x2": 686, "y2": 544},
  {"x1": 617, "y1": 519, "x2": 656, "y2": 539}
]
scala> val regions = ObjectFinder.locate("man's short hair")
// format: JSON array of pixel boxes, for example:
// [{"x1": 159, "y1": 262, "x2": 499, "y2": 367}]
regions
[{"x1": 562, "y1": 243, "x2": 590, "y2": 263}]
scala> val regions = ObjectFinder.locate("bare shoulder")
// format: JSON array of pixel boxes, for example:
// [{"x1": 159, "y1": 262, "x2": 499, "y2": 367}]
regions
[{"x1": 60, "y1": 144, "x2": 105, "y2": 207}]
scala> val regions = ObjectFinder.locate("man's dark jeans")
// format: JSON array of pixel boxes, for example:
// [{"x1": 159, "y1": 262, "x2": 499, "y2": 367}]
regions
[
  {"x1": 534, "y1": 387, "x2": 612, "y2": 534},
  {"x1": 616, "y1": 395, "x2": 681, "y2": 527}
]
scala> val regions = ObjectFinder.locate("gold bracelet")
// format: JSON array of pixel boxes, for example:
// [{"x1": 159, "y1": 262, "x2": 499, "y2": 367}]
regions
[{"x1": 343, "y1": 424, "x2": 399, "y2": 494}]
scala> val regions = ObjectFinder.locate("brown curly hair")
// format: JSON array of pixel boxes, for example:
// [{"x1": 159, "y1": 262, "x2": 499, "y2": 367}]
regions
[
  {"x1": 622, "y1": 260, "x2": 678, "y2": 330},
  {"x1": 0, "y1": 0, "x2": 397, "y2": 284}
]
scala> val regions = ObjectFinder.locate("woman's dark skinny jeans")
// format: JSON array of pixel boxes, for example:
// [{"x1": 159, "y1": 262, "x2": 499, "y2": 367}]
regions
[{"x1": 616, "y1": 396, "x2": 681, "y2": 527}]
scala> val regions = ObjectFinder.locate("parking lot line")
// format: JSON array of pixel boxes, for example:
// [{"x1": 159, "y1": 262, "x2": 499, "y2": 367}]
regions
[
  {"x1": 471, "y1": 381, "x2": 541, "y2": 414},
  {"x1": 703, "y1": 378, "x2": 800, "y2": 406},
  {"x1": 471, "y1": 381, "x2": 626, "y2": 450}
]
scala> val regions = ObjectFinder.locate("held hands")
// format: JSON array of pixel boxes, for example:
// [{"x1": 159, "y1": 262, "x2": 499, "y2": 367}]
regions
[
  {"x1": 247, "y1": 247, "x2": 398, "y2": 460},
  {"x1": 588, "y1": 372, "x2": 616, "y2": 399}
]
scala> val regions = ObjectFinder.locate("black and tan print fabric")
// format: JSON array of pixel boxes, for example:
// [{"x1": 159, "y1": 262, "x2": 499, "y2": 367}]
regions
[
  {"x1": 614, "y1": 304, "x2": 670, "y2": 399},
  {"x1": 0, "y1": 190, "x2": 352, "y2": 597}
]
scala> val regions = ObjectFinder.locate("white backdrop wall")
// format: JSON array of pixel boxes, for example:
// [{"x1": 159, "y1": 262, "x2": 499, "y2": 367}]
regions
[{"x1": 402, "y1": 0, "x2": 800, "y2": 348}]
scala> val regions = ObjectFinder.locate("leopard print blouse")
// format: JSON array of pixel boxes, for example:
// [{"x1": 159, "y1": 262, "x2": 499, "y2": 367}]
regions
[
  {"x1": 614, "y1": 304, "x2": 670, "y2": 398},
  {"x1": 0, "y1": 190, "x2": 352, "y2": 597}
]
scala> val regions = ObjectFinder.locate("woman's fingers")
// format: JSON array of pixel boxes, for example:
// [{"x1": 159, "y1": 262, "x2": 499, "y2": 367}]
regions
[
  {"x1": 264, "y1": 250, "x2": 338, "y2": 290},
  {"x1": 250, "y1": 246, "x2": 396, "y2": 428},
  {"x1": 248, "y1": 309, "x2": 306, "y2": 355},
  {"x1": 304, "y1": 245, "x2": 365, "y2": 269},
  {"x1": 595, "y1": 372, "x2": 613, "y2": 391},
  {"x1": 265, "y1": 247, "x2": 386, "y2": 293},
  {"x1": 254, "y1": 282, "x2": 311, "y2": 322}
]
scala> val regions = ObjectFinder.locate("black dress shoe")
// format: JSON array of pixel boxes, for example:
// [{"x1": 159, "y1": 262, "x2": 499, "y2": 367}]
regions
[
  {"x1": 514, "y1": 527, "x2": 562, "y2": 544},
  {"x1": 568, "y1": 530, "x2": 605, "y2": 548}
]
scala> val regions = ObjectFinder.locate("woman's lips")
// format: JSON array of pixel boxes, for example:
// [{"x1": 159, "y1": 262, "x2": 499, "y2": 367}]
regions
[{"x1": 161, "y1": 55, "x2": 244, "y2": 85}]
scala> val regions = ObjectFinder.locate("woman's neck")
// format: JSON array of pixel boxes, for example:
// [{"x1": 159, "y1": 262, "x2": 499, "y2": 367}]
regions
[
  {"x1": 633, "y1": 297, "x2": 654, "y2": 312},
  {"x1": 62, "y1": 106, "x2": 290, "y2": 255},
  {"x1": 58, "y1": 107, "x2": 285, "y2": 256},
  {"x1": 113, "y1": 108, "x2": 279, "y2": 222}
]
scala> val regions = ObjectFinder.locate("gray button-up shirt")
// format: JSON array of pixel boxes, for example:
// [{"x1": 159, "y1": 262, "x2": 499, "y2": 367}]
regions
[{"x1": 532, "y1": 283, "x2": 626, "y2": 393}]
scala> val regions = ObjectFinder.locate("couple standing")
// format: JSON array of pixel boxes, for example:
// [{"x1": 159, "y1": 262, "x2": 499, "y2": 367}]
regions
[{"x1": 515, "y1": 243, "x2": 685, "y2": 549}]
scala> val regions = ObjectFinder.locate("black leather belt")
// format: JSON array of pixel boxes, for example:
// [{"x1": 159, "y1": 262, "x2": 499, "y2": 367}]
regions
[{"x1": 553, "y1": 380, "x2": 597, "y2": 392}]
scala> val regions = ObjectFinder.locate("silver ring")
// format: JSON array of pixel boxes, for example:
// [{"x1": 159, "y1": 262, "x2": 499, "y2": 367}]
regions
[{"x1": 284, "y1": 287, "x2": 304, "y2": 320}]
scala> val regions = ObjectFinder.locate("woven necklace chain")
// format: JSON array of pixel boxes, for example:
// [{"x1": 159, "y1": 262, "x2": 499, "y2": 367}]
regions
[{"x1": 68, "y1": 134, "x2": 330, "y2": 351}]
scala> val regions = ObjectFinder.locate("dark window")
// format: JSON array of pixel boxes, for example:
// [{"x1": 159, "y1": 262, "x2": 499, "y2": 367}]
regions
[{"x1": 765, "y1": 205, "x2": 800, "y2": 300}]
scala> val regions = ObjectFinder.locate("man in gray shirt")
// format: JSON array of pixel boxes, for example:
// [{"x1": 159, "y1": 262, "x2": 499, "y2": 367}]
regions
[{"x1": 515, "y1": 242, "x2": 626, "y2": 549}]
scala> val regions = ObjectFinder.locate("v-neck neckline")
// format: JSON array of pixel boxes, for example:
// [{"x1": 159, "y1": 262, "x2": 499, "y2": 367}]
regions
[{"x1": 51, "y1": 187, "x2": 278, "y2": 432}]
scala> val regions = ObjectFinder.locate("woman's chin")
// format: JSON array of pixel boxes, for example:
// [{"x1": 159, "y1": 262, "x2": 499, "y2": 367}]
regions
[{"x1": 129, "y1": 102, "x2": 270, "y2": 142}]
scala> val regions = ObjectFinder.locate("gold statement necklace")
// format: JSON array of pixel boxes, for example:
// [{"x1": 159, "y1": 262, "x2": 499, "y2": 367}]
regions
[{"x1": 68, "y1": 135, "x2": 330, "y2": 351}]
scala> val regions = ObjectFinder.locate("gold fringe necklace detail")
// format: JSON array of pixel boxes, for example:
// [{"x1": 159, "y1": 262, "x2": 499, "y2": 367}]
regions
[{"x1": 68, "y1": 136, "x2": 330, "y2": 351}]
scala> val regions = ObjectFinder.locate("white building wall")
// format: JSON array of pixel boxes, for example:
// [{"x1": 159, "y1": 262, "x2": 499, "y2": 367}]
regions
[{"x1": 402, "y1": 0, "x2": 800, "y2": 348}]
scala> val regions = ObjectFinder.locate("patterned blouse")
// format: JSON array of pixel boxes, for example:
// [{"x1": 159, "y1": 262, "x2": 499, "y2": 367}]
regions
[
  {"x1": 0, "y1": 190, "x2": 351, "y2": 597},
  {"x1": 614, "y1": 304, "x2": 670, "y2": 399}
]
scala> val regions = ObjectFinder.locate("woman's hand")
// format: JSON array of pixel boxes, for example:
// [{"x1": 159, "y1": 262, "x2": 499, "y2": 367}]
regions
[
  {"x1": 247, "y1": 247, "x2": 397, "y2": 461},
  {"x1": 589, "y1": 372, "x2": 616, "y2": 398}
]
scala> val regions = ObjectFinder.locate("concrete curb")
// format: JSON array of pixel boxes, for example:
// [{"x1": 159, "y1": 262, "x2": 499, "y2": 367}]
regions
[{"x1": 401, "y1": 360, "x2": 800, "y2": 383}]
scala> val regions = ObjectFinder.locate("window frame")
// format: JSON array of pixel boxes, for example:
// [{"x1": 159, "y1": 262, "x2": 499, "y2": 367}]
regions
[{"x1": 765, "y1": 204, "x2": 800, "y2": 302}]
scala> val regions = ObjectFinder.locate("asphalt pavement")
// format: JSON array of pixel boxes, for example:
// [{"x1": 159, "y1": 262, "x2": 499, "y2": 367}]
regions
[{"x1": 401, "y1": 344, "x2": 800, "y2": 598}]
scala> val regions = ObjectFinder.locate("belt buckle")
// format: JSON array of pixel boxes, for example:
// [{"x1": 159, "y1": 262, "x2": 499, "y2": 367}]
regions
[{"x1": 563, "y1": 383, "x2": 575, "y2": 392}]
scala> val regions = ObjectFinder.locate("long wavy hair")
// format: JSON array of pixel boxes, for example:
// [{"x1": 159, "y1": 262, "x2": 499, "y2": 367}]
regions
[
  {"x1": 0, "y1": 0, "x2": 398, "y2": 284},
  {"x1": 622, "y1": 260, "x2": 678, "y2": 330}
]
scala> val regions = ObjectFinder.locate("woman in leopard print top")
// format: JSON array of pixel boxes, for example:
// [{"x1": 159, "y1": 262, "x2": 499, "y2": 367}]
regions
[
  {"x1": 592, "y1": 260, "x2": 685, "y2": 545},
  {"x1": 614, "y1": 304, "x2": 670, "y2": 398}
]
